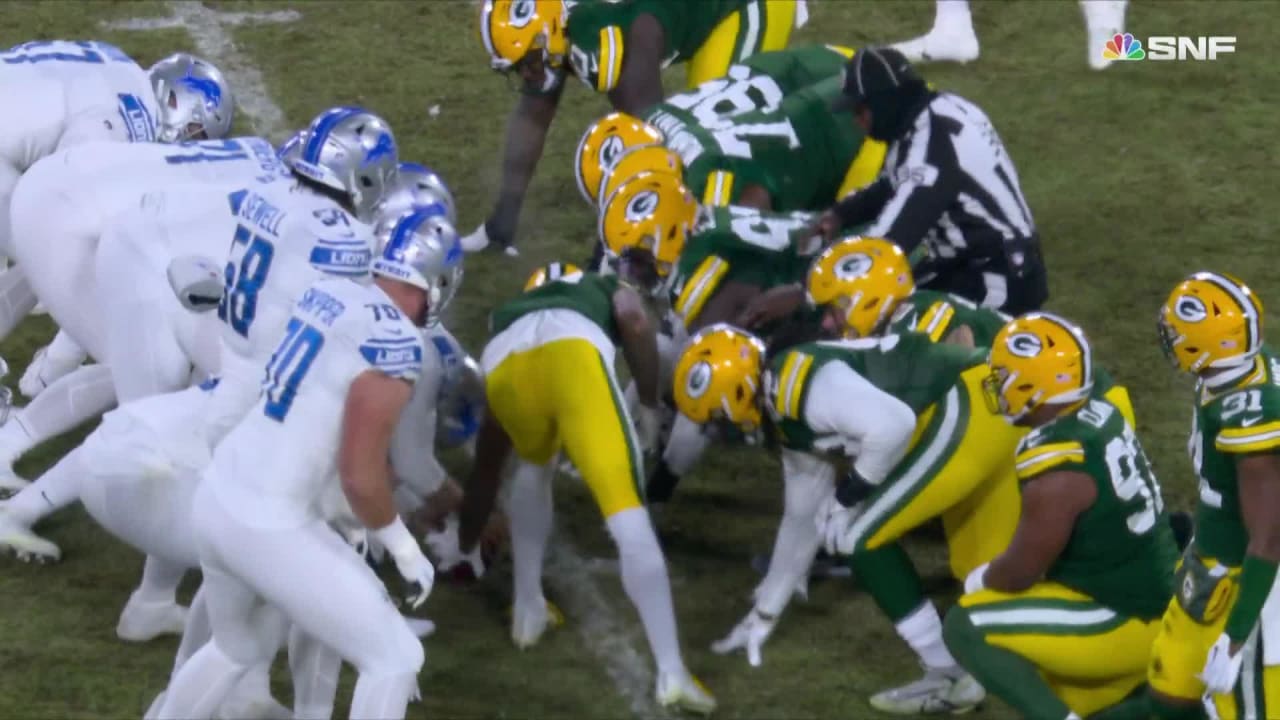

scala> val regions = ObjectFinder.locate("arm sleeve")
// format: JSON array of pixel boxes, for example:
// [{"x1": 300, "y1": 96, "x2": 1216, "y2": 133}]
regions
[
  {"x1": 861, "y1": 119, "x2": 963, "y2": 254},
  {"x1": 389, "y1": 351, "x2": 448, "y2": 501},
  {"x1": 802, "y1": 362, "x2": 916, "y2": 485}
]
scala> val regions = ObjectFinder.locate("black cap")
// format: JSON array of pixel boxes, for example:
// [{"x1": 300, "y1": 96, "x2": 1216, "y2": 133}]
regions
[{"x1": 831, "y1": 47, "x2": 922, "y2": 112}]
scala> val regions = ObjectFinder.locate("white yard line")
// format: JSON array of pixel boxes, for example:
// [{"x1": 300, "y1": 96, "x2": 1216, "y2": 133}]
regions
[
  {"x1": 546, "y1": 531, "x2": 671, "y2": 719},
  {"x1": 101, "y1": 4, "x2": 660, "y2": 716}
]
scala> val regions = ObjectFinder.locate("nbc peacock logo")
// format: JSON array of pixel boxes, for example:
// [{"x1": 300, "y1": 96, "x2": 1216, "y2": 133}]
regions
[{"x1": 1103, "y1": 32, "x2": 1146, "y2": 61}]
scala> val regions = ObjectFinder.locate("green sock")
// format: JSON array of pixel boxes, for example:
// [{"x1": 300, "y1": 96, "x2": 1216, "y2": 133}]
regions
[
  {"x1": 1087, "y1": 694, "x2": 1151, "y2": 720},
  {"x1": 1147, "y1": 698, "x2": 1205, "y2": 720},
  {"x1": 942, "y1": 605, "x2": 1075, "y2": 720},
  {"x1": 849, "y1": 543, "x2": 923, "y2": 622}
]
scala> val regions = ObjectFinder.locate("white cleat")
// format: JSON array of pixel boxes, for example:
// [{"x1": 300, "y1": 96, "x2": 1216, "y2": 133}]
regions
[
  {"x1": 890, "y1": 26, "x2": 980, "y2": 65},
  {"x1": 19, "y1": 347, "x2": 82, "y2": 399},
  {"x1": 511, "y1": 598, "x2": 564, "y2": 649},
  {"x1": 655, "y1": 670, "x2": 716, "y2": 715},
  {"x1": 460, "y1": 224, "x2": 490, "y2": 253},
  {"x1": 1081, "y1": 0, "x2": 1128, "y2": 70},
  {"x1": 0, "y1": 502, "x2": 61, "y2": 562},
  {"x1": 215, "y1": 692, "x2": 293, "y2": 720},
  {"x1": 869, "y1": 665, "x2": 985, "y2": 715},
  {"x1": 116, "y1": 591, "x2": 189, "y2": 642},
  {"x1": 0, "y1": 469, "x2": 29, "y2": 499}
]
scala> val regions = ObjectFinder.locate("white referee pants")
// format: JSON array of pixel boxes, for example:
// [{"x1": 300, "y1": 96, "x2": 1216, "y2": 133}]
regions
[{"x1": 156, "y1": 481, "x2": 424, "y2": 720}]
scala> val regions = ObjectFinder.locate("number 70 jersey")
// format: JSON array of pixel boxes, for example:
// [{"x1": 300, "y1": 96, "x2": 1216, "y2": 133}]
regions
[
  {"x1": 1014, "y1": 394, "x2": 1177, "y2": 620},
  {"x1": 210, "y1": 276, "x2": 425, "y2": 526}
]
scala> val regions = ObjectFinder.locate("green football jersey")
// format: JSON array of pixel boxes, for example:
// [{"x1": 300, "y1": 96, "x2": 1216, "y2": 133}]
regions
[
  {"x1": 1189, "y1": 348, "x2": 1280, "y2": 566},
  {"x1": 642, "y1": 44, "x2": 850, "y2": 195},
  {"x1": 560, "y1": 0, "x2": 752, "y2": 93},
  {"x1": 1015, "y1": 394, "x2": 1177, "y2": 620},
  {"x1": 489, "y1": 272, "x2": 621, "y2": 344},
  {"x1": 885, "y1": 290, "x2": 1012, "y2": 347},
  {"x1": 766, "y1": 333, "x2": 986, "y2": 453},
  {"x1": 668, "y1": 205, "x2": 816, "y2": 327}
]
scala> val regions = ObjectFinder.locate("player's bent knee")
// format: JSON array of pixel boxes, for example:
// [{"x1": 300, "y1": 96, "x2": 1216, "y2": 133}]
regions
[
  {"x1": 941, "y1": 603, "x2": 983, "y2": 655},
  {"x1": 606, "y1": 507, "x2": 664, "y2": 565}
]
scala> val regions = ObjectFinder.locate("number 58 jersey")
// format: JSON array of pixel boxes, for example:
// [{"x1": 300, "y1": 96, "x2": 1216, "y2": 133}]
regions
[
  {"x1": 209, "y1": 276, "x2": 425, "y2": 528},
  {"x1": 1015, "y1": 394, "x2": 1177, "y2": 620}
]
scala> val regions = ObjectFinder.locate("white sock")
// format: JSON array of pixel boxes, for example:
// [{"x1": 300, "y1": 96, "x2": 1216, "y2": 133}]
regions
[
  {"x1": 135, "y1": 555, "x2": 187, "y2": 604},
  {"x1": 895, "y1": 602, "x2": 958, "y2": 670},
  {"x1": 5, "y1": 444, "x2": 86, "y2": 525},
  {"x1": 607, "y1": 507, "x2": 684, "y2": 675},
  {"x1": 14, "y1": 364, "x2": 116, "y2": 446},
  {"x1": 934, "y1": 0, "x2": 973, "y2": 30},
  {"x1": 155, "y1": 641, "x2": 250, "y2": 720},
  {"x1": 507, "y1": 461, "x2": 553, "y2": 610},
  {"x1": 43, "y1": 330, "x2": 87, "y2": 368},
  {"x1": 350, "y1": 672, "x2": 420, "y2": 720},
  {"x1": 0, "y1": 269, "x2": 36, "y2": 340},
  {"x1": 0, "y1": 415, "x2": 34, "y2": 467},
  {"x1": 173, "y1": 587, "x2": 213, "y2": 674},
  {"x1": 663, "y1": 412, "x2": 711, "y2": 476},
  {"x1": 289, "y1": 626, "x2": 342, "y2": 720}
]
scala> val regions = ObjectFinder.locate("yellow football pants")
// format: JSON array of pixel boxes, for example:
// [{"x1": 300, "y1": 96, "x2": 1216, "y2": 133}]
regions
[
  {"x1": 687, "y1": 0, "x2": 797, "y2": 87},
  {"x1": 1148, "y1": 556, "x2": 1280, "y2": 719},
  {"x1": 958, "y1": 582, "x2": 1160, "y2": 717},
  {"x1": 484, "y1": 338, "x2": 644, "y2": 518}
]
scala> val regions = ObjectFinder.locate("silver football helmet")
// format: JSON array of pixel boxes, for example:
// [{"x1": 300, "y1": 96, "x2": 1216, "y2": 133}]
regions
[
  {"x1": 288, "y1": 106, "x2": 398, "y2": 223},
  {"x1": 425, "y1": 327, "x2": 486, "y2": 450},
  {"x1": 375, "y1": 162, "x2": 457, "y2": 226},
  {"x1": 277, "y1": 129, "x2": 306, "y2": 164},
  {"x1": 372, "y1": 209, "x2": 463, "y2": 326},
  {"x1": 149, "y1": 53, "x2": 235, "y2": 142}
]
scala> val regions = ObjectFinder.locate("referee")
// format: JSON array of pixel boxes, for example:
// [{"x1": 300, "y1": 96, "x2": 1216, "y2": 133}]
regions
[{"x1": 816, "y1": 46, "x2": 1048, "y2": 314}]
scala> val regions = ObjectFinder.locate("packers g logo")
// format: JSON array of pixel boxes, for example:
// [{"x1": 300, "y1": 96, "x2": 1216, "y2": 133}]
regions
[
  {"x1": 625, "y1": 190, "x2": 658, "y2": 222},
  {"x1": 1005, "y1": 332, "x2": 1043, "y2": 358},
  {"x1": 685, "y1": 361, "x2": 713, "y2": 400},
  {"x1": 597, "y1": 135, "x2": 625, "y2": 170},
  {"x1": 508, "y1": 0, "x2": 537, "y2": 28},
  {"x1": 834, "y1": 253, "x2": 873, "y2": 280},
  {"x1": 1174, "y1": 295, "x2": 1208, "y2": 323}
]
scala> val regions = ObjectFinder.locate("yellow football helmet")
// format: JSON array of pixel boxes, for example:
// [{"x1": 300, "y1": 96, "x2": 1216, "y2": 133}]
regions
[
  {"x1": 574, "y1": 112, "x2": 664, "y2": 205},
  {"x1": 806, "y1": 237, "x2": 914, "y2": 338},
  {"x1": 597, "y1": 145, "x2": 684, "y2": 209},
  {"x1": 672, "y1": 323, "x2": 768, "y2": 430},
  {"x1": 986, "y1": 312, "x2": 1094, "y2": 422},
  {"x1": 523, "y1": 261, "x2": 582, "y2": 291},
  {"x1": 1158, "y1": 271, "x2": 1264, "y2": 374},
  {"x1": 598, "y1": 171, "x2": 698, "y2": 278},
  {"x1": 479, "y1": 0, "x2": 568, "y2": 72}
]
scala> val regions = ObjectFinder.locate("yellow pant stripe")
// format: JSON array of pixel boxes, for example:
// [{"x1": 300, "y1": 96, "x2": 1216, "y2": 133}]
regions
[
  {"x1": 673, "y1": 255, "x2": 728, "y2": 324},
  {"x1": 685, "y1": 0, "x2": 796, "y2": 88},
  {"x1": 824, "y1": 43, "x2": 856, "y2": 59},
  {"x1": 835, "y1": 138, "x2": 888, "y2": 200}
]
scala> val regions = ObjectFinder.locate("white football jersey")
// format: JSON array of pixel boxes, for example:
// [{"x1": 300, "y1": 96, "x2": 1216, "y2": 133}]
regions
[
  {"x1": 0, "y1": 40, "x2": 159, "y2": 168},
  {"x1": 209, "y1": 277, "x2": 425, "y2": 528},
  {"x1": 203, "y1": 181, "x2": 376, "y2": 446}
]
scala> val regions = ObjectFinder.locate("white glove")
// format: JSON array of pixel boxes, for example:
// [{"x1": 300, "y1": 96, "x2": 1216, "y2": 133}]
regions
[
  {"x1": 166, "y1": 254, "x2": 224, "y2": 312},
  {"x1": 711, "y1": 607, "x2": 777, "y2": 667},
  {"x1": 423, "y1": 514, "x2": 486, "y2": 579},
  {"x1": 374, "y1": 518, "x2": 435, "y2": 609},
  {"x1": 815, "y1": 495, "x2": 862, "y2": 556},
  {"x1": 1201, "y1": 633, "x2": 1245, "y2": 694},
  {"x1": 963, "y1": 563, "x2": 990, "y2": 595},
  {"x1": 634, "y1": 403, "x2": 661, "y2": 453}
]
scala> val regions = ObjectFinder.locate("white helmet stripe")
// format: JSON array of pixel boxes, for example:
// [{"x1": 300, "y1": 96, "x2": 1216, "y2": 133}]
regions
[
  {"x1": 480, "y1": 1, "x2": 500, "y2": 62},
  {"x1": 1199, "y1": 271, "x2": 1261, "y2": 354},
  {"x1": 1037, "y1": 311, "x2": 1094, "y2": 393}
]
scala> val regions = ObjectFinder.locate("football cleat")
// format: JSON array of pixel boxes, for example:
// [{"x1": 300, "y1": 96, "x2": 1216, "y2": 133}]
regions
[
  {"x1": 655, "y1": 670, "x2": 717, "y2": 715},
  {"x1": 0, "y1": 470, "x2": 29, "y2": 499},
  {"x1": 510, "y1": 598, "x2": 565, "y2": 649},
  {"x1": 0, "y1": 503, "x2": 60, "y2": 562},
  {"x1": 116, "y1": 591, "x2": 189, "y2": 642},
  {"x1": 869, "y1": 665, "x2": 985, "y2": 715}
]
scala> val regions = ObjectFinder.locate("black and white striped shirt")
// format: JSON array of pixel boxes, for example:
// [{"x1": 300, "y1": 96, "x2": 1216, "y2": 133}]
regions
[{"x1": 836, "y1": 92, "x2": 1038, "y2": 274}]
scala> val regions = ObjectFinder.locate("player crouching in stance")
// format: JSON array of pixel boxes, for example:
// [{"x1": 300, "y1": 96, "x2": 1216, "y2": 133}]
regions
[
  {"x1": 427, "y1": 263, "x2": 716, "y2": 715},
  {"x1": 943, "y1": 313, "x2": 1177, "y2": 720},
  {"x1": 1131, "y1": 273, "x2": 1280, "y2": 720},
  {"x1": 154, "y1": 221, "x2": 463, "y2": 720}
]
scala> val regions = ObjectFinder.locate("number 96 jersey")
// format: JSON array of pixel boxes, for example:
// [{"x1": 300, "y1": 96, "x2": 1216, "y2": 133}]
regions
[
  {"x1": 1015, "y1": 394, "x2": 1177, "y2": 621},
  {"x1": 1189, "y1": 347, "x2": 1280, "y2": 567},
  {"x1": 208, "y1": 276, "x2": 425, "y2": 529}
]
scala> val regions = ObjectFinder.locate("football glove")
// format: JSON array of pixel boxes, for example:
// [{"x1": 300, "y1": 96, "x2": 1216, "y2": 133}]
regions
[
  {"x1": 166, "y1": 254, "x2": 224, "y2": 312},
  {"x1": 424, "y1": 514, "x2": 486, "y2": 581},
  {"x1": 374, "y1": 517, "x2": 435, "y2": 610},
  {"x1": 1201, "y1": 633, "x2": 1244, "y2": 694},
  {"x1": 711, "y1": 607, "x2": 777, "y2": 667}
]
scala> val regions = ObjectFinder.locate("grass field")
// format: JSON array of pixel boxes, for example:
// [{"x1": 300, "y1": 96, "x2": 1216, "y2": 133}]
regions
[{"x1": 1, "y1": 1, "x2": 1275, "y2": 718}]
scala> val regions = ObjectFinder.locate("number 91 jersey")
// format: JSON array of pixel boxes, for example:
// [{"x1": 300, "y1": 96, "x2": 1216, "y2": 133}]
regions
[
  {"x1": 210, "y1": 276, "x2": 425, "y2": 528},
  {"x1": 1189, "y1": 347, "x2": 1280, "y2": 567},
  {"x1": 1015, "y1": 393, "x2": 1177, "y2": 620}
]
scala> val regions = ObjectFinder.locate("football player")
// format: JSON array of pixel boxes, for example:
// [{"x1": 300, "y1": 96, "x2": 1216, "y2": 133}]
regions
[
  {"x1": 154, "y1": 217, "x2": 462, "y2": 720},
  {"x1": 1133, "y1": 272, "x2": 1280, "y2": 720},
  {"x1": 943, "y1": 313, "x2": 1177, "y2": 720},
  {"x1": 426, "y1": 263, "x2": 716, "y2": 714},
  {"x1": 465, "y1": 0, "x2": 806, "y2": 254}
]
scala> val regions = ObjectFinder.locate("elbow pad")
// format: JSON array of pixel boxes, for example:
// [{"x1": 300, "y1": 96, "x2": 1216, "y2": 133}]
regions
[{"x1": 167, "y1": 254, "x2": 224, "y2": 312}]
